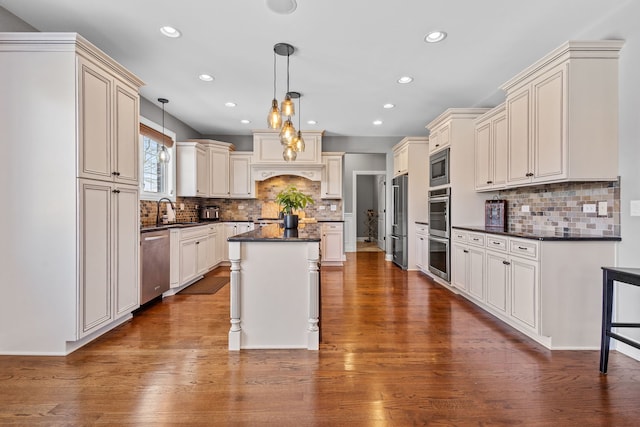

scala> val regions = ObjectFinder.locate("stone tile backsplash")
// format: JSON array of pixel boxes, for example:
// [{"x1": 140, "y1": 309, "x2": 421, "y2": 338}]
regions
[
  {"x1": 140, "y1": 175, "x2": 343, "y2": 226},
  {"x1": 495, "y1": 180, "x2": 620, "y2": 236}
]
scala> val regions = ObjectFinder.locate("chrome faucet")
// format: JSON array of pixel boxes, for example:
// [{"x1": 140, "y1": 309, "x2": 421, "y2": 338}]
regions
[{"x1": 156, "y1": 198, "x2": 176, "y2": 226}]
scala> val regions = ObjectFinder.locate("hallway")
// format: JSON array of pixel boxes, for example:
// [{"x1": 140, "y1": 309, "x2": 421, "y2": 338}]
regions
[{"x1": 1, "y1": 252, "x2": 640, "y2": 425}]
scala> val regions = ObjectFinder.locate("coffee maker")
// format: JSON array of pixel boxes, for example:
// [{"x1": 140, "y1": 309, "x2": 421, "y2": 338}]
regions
[{"x1": 199, "y1": 206, "x2": 220, "y2": 221}]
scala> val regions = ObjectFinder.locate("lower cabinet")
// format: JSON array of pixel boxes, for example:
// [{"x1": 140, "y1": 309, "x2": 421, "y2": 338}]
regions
[
  {"x1": 415, "y1": 224, "x2": 429, "y2": 272},
  {"x1": 223, "y1": 222, "x2": 254, "y2": 261},
  {"x1": 170, "y1": 223, "x2": 227, "y2": 289},
  {"x1": 321, "y1": 222, "x2": 344, "y2": 266},
  {"x1": 79, "y1": 179, "x2": 139, "y2": 337},
  {"x1": 449, "y1": 228, "x2": 614, "y2": 349}
]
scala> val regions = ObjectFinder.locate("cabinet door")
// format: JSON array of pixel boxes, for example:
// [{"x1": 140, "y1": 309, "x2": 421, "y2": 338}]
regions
[
  {"x1": 492, "y1": 113, "x2": 508, "y2": 187},
  {"x1": 196, "y1": 147, "x2": 209, "y2": 197},
  {"x1": 114, "y1": 185, "x2": 139, "y2": 317},
  {"x1": 506, "y1": 88, "x2": 532, "y2": 185},
  {"x1": 415, "y1": 234, "x2": 426, "y2": 269},
  {"x1": 196, "y1": 236, "x2": 209, "y2": 275},
  {"x1": 79, "y1": 180, "x2": 113, "y2": 336},
  {"x1": 321, "y1": 155, "x2": 343, "y2": 198},
  {"x1": 474, "y1": 121, "x2": 492, "y2": 190},
  {"x1": 113, "y1": 83, "x2": 139, "y2": 185},
  {"x1": 421, "y1": 236, "x2": 429, "y2": 269},
  {"x1": 510, "y1": 257, "x2": 538, "y2": 329},
  {"x1": 486, "y1": 250, "x2": 509, "y2": 314},
  {"x1": 179, "y1": 238, "x2": 198, "y2": 284},
  {"x1": 209, "y1": 147, "x2": 229, "y2": 197},
  {"x1": 208, "y1": 229, "x2": 218, "y2": 269},
  {"x1": 532, "y1": 66, "x2": 566, "y2": 183},
  {"x1": 451, "y1": 244, "x2": 468, "y2": 292},
  {"x1": 230, "y1": 154, "x2": 253, "y2": 198},
  {"x1": 322, "y1": 224, "x2": 343, "y2": 263},
  {"x1": 467, "y1": 246, "x2": 485, "y2": 301},
  {"x1": 78, "y1": 57, "x2": 112, "y2": 181}
]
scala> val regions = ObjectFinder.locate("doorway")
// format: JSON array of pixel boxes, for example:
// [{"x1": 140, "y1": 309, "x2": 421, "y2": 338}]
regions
[{"x1": 353, "y1": 171, "x2": 386, "y2": 252}]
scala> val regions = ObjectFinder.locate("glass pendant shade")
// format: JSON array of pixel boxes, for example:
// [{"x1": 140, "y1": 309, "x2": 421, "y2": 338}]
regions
[
  {"x1": 281, "y1": 94, "x2": 295, "y2": 117},
  {"x1": 267, "y1": 99, "x2": 282, "y2": 129},
  {"x1": 283, "y1": 145, "x2": 297, "y2": 162},
  {"x1": 158, "y1": 145, "x2": 170, "y2": 163},
  {"x1": 293, "y1": 130, "x2": 305, "y2": 152},
  {"x1": 279, "y1": 118, "x2": 296, "y2": 146}
]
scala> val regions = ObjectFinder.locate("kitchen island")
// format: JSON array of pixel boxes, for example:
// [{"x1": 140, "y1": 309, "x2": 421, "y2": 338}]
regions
[{"x1": 227, "y1": 224, "x2": 321, "y2": 350}]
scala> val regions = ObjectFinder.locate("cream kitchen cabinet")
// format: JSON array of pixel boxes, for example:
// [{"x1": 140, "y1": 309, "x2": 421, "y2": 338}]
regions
[
  {"x1": 415, "y1": 223, "x2": 429, "y2": 272},
  {"x1": 321, "y1": 222, "x2": 344, "y2": 266},
  {"x1": 170, "y1": 225, "x2": 222, "y2": 289},
  {"x1": 451, "y1": 230, "x2": 485, "y2": 301},
  {"x1": 392, "y1": 145, "x2": 408, "y2": 177},
  {"x1": 0, "y1": 33, "x2": 144, "y2": 355},
  {"x1": 209, "y1": 145, "x2": 230, "y2": 198},
  {"x1": 177, "y1": 140, "x2": 234, "y2": 198},
  {"x1": 501, "y1": 41, "x2": 623, "y2": 187},
  {"x1": 321, "y1": 153, "x2": 344, "y2": 199},
  {"x1": 77, "y1": 56, "x2": 140, "y2": 186},
  {"x1": 229, "y1": 152, "x2": 255, "y2": 198},
  {"x1": 474, "y1": 104, "x2": 507, "y2": 191},
  {"x1": 427, "y1": 123, "x2": 450, "y2": 155},
  {"x1": 78, "y1": 180, "x2": 139, "y2": 337},
  {"x1": 223, "y1": 222, "x2": 255, "y2": 261},
  {"x1": 207, "y1": 223, "x2": 223, "y2": 269},
  {"x1": 253, "y1": 130, "x2": 323, "y2": 164},
  {"x1": 485, "y1": 248, "x2": 509, "y2": 314}
]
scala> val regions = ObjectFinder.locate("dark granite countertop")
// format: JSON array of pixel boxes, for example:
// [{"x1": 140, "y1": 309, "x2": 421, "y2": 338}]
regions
[
  {"x1": 453, "y1": 225, "x2": 621, "y2": 241},
  {"x1": 228, "y1": 223, "x2": 321, "y2": 242}
]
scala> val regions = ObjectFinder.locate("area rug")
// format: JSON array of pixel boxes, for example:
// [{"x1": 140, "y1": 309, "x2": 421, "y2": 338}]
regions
[{"x1": 178, "y1": 276, "x2": 229, "y2": 295}]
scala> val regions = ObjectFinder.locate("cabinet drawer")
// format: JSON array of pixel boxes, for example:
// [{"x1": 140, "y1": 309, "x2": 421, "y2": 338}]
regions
[
  {"x1": 468, "y1": 233, "x2": 485, "y2": 247},
  {"x1": 509, "y1": 239, "x2": 539, "y2": 259},
  {"x1": 180, "y1": 226, "x2": 208, "y2": 241},
  {"x1": 322, "y1": 223, "x2": 343, "y2": 231},
  {"x1": 416, "y1": 224, "x2": 429, "y2": 234},
  {"x1": 452, "y1": 230, "x2": 468, "y2": 243},
  {"x1": 486, "y1": 236, "x2": 507, "y2": 252}
]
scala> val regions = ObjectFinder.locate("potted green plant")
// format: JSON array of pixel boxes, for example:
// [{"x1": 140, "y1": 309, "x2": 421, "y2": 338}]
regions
[{"x1": 275, "y1": 185, "x2": 314, "y2": 229}]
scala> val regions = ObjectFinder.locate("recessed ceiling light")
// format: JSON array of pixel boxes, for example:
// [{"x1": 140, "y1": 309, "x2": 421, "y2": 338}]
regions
[
  {"x1": 266, "y1": 0, "x2": 298, "y2": 15},
  {"x1": 373, "y1": 120, "x2": 383, "y2": 126},
  {"x1": 307, "y1": 120, "x2": 317, "y2": 125},
  {"x1": 397, "y1": 76, "x2": 413, "y2": 84},
  {"x1": 425, "y1": 31, "x2": 447, "y2": 43},
  {"x1": 199, "y1": 74, "x2": 214, "y2": 82},
  {"x1": 383, "y1": 103, "x2": 395, "y2": 109},
  {"x1": 160, "y1": 26, "x2": 181, "y2": 38},
  {"x1": 225, "y1": 102, "x2": 237, "y2": 108},
  {"x1": 240, "y1": 119, "x2": 251, "y2": 124}
]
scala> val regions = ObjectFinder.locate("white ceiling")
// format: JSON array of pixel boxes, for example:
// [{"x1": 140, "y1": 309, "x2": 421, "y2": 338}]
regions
[{"x1": 0, "y1": 0, "x2": 633, "y2": 137}]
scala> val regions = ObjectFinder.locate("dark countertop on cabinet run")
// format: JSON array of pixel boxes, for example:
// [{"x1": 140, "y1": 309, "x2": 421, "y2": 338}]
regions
[
  {"x1": 228, "y1": 223, "x2": 321, "y2": 242},
  {"x1": 453, "y1": 225, "x2": 621, "y2": 241},
  {"x1": 141, "y1": 220, "x2": 255, "y2": 233},
  {"x1": 416, "y1": 221, "x2": 429, "y2": 225}
]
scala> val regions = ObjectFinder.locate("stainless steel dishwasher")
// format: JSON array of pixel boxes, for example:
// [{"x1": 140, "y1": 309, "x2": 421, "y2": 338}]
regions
[{"x1": 140, "y1": 229, "x2": 170, "y2": 305}]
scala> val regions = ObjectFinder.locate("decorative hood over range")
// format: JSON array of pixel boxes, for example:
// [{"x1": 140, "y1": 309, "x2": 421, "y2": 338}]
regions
[{"x1": 251, "y1": 130, "x2": 324, "y2": 181}]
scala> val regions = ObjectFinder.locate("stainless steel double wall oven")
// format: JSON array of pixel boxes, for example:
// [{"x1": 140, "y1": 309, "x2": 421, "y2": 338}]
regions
[{"x1": 428, "y1": 187, "x2": 450, "y2": 281}]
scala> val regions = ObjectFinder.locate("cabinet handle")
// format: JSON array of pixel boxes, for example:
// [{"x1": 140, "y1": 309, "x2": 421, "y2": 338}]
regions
[
  {"x1": 435, "y1": 144, "x2": 440, "y2": 148},
  {"x1": 463, "y1": 249, "x2": 469, "y2": 253},
  {"x1": 518, "y1": 246, "x2": 528, "y2": 250},
  {"x1": 526, "y1": 172, "x2": 534, "y2": 177},
  {"x1": 112, "y1": 189, "x2": 120, "y2": 194},
  {"x1": 503, "y1": 260, "x2": 510, "y2": 265},
  {"x1": 487, "y1": 181, "x2": 493, "y2": 184},
  {"x1": 472, "y1": 238, "x2": 479, "y2": 241},
  {"x1": 492, "y1": 241, "x2": 501, "y2": 245}
]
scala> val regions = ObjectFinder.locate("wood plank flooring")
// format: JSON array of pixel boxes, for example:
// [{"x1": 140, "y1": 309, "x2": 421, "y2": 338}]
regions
[{"x1": 2, "y1": 252, "x2": 640, "y2": 426}]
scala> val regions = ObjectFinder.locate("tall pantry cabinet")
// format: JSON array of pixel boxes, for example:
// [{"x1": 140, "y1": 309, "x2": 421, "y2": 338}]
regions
[{"x1": 0, "y1": 33, "x2": 144, "y2": 355}]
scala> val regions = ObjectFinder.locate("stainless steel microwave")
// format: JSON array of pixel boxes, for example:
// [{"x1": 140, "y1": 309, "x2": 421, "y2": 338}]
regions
[{"x1": 429, "y1": 147, "x2": 450, "y2": 187}]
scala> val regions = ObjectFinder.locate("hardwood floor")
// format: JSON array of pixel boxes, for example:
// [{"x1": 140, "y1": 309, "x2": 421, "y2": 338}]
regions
[{"x1": 2, "y1": 252, "x2": 640, "y2": 426}]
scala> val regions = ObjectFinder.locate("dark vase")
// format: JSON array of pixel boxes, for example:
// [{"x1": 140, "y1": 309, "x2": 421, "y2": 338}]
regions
[{"x1": 283, "y1": 214, "x2": 299, "y2": 229}]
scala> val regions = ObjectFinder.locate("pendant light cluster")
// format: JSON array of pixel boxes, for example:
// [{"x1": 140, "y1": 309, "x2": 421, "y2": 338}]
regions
[{"x1": 267, "y1": 42, "x2": 305, "y2": 162}]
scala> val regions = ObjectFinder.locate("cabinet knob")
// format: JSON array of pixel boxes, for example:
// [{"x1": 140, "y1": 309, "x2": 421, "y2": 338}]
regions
[
  {"x1": 435, "y1": 144, "x2": 440, "y2": 148},
  {"x1": 463, "y1": 249, "x2": 469, "y2": 253},
  {"x1": 487, "y1": 181, "x2": 493, "y2": 184},
  {"x1": 112, "y1": 189, "x2": 120, "y2": 194},
  {"x1": 502, "y1": 260, "x2": 510, "y2": 265},
  {"x1": 526, "y1": 172, "x2": 534, "y2": 177}
]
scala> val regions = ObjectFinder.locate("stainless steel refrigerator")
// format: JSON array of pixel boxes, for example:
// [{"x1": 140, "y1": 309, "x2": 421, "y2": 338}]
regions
[{"x1": 391, "y1": 174, "x2": 408, "y2": 269}]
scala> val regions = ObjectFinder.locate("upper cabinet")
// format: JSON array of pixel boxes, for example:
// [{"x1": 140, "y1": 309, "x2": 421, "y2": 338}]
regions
[
  {"x1": 500, "y1": 41, "x2": 623, "y2": 187},
  {"x1": 177, "y1": 140, "x2": 234, "y2": 198},
  {"x1": 321, "y1": 153, "x2": 344, "y2": 199},
  {"x1": 253, "y1": 130, "x2": 323, "y2": 164},
  {"x1": 428, "y1": 123, "x2": 450, "y2": 155},
  {"x1": 393, "y1": 145, "x2": 408, "y2": 177},
  {"x1": 229, "y1": 152, "x2": 255, "y2": 199},
  {"x1": 77, "y1": 56, "x2": 140, "y2": 185},
  {"x1": 474, "y1": 104, "x2": 507, "y2": 191}
]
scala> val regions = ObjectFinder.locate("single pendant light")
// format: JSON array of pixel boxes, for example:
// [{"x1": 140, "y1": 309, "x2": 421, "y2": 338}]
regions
[
  {"x1": 280, "y1": 48, "x2": 295, "y2": 117},
  {"x1": 294, "y1": 94, "x2": 305, "y2": 152},
  {"x1": 158, "y1": 98, "x2": 170, "y2": 164},
  {"x1": 267, "y1": 50, "x2": 282, "y2": 129},
  {"x1": 279, "y1": 117, "x2": 296, "y2": 146},
  {"x1": 283, "y1": 144, "x2": 297, "y2": 162}
]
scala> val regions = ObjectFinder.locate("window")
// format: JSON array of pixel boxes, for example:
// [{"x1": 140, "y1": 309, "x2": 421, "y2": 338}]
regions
[{"x1": 139, "y1": 116, "x2": 176, "y2": 201}]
